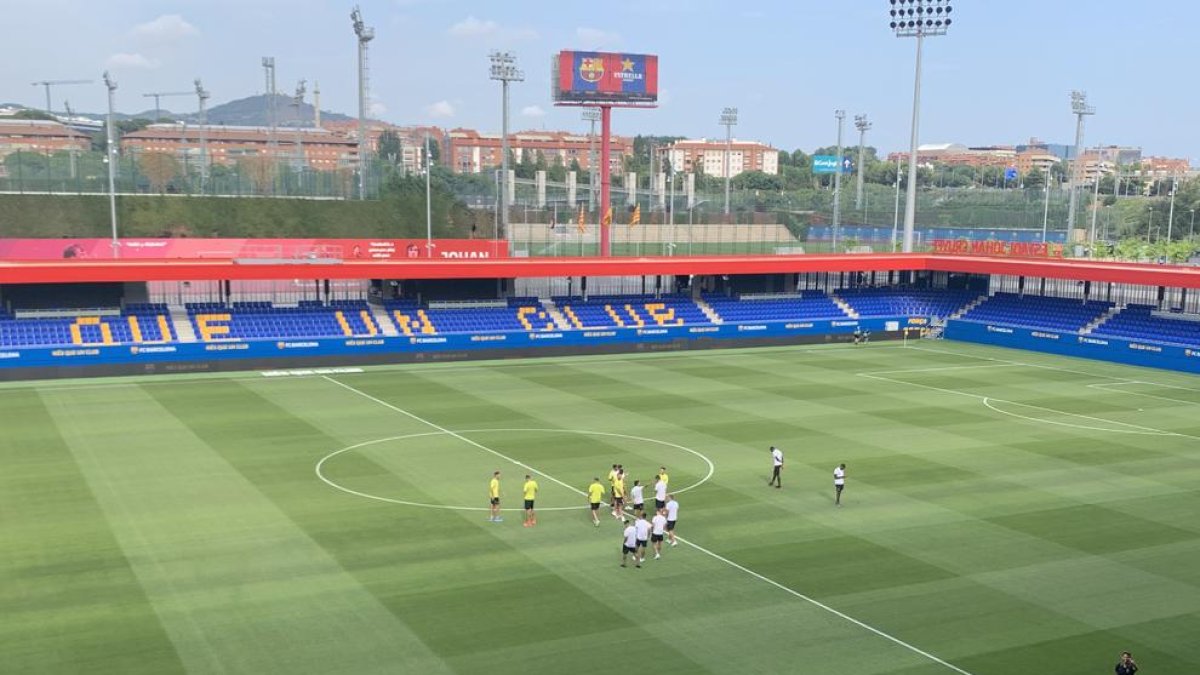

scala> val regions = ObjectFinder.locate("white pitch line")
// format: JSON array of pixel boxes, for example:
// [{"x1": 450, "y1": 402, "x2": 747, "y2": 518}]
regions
[
  {"x1": 858, "y1": 371, "x2": 1182, "y2": 437},
  {"x1": 321, "y1": 374, "x2": 975, "y2": 675},
  {"x1": 1087, "y1": 382, "x2": 1200, "y2": 407},
  {"x1": 861, "y1": 363, "x2": 1023, "y2": 377},
  {"x1": 981, "y1": 398, "x2": 1175, "y2": 436}
]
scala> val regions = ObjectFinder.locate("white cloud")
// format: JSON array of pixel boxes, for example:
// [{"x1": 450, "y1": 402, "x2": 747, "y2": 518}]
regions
[
  {"x1": 447, "y1": 16, "x2": 537, "y2": 41},
  {"x1": 520, "y1": 105, "x2": 546, "y2": 118},
  {"x1": 425, "y1": 100, "x2": 455, "y2": 118},
  {"x1": 575, "y1": 27, "x2": 620, "y2": 49},
  {"x1": 105, "y1": 53, "x2": 158, "y2": 70},
  {"x1": 448, "y1": 16, "x2": 497, "y2": 37},
  {"x1": 369, "y1": 101, "x2": 388, "y2": 117},
  {"x1": 131, "y1": 14, "x2": 198, "y2": 41}
]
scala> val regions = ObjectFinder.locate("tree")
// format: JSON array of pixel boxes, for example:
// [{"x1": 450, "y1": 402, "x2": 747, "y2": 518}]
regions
[
  {"x1": 732, "y1": 170, "x2": 783, "y2": 192},
  {"x1": 547, "y1": 154, "x2": 567, "y2": 183},
  {"x1": 1023, "y1": 168, "x2": 1046, "y2": 190},
  {"x1": 138, "y1": 152, "x2": 179, "y2": 193},
  {"x1": 377, "y1": 130, "x2": 402, "y2": 163},
  {"x1": 12, "y1": 109, "x2": 55, "y2": 121},
  {"x1": 237, "y1": 155, "x2": 276, "y2": 194}
]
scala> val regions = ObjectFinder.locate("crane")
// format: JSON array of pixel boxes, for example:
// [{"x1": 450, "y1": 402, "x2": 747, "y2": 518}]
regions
[
  {"x1": 30, "y1": 79, "x2": 93, "y2": 117},
  {"x1": 194, "y1": 78, "x2": 211, "y2": 191},
  {"x1": 142, "y1": 91, "x2": 193, "y2": 122}
]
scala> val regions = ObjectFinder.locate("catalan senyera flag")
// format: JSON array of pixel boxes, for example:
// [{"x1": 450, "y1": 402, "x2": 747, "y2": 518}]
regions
[
  {"x1": 577, "y1": 205, "x2": 586, "y2": 233},
  {"x1": 602, "y1": 207, "x2": 613, "y2": 227},
  {"x1": 630, "y1": 204, "x2": 641, "y2": 227}
]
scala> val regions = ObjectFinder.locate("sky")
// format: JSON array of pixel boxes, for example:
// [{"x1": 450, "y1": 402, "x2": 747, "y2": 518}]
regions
[{"x1": 2, "y1": 0, "x2": 1197, "y2": 161}]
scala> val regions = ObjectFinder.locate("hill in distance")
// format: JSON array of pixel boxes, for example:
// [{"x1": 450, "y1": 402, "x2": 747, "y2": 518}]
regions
[{"x1": 9, "y1": 94, "x2": 355, "y2": 127}]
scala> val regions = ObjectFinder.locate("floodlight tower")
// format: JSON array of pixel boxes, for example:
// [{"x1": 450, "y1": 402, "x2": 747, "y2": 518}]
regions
[
  {"x1": 720, "y1": 107, "x2": 737, "y2": 216},
  {"x1": 292, "y1": 80, "x2": 307, "y2": 170},
  {"x1": 102, "y1": 72, "x2": 120, "y2": 258},
  {"x1": 1066, "y1": 91, "x2": 1095, "y2": 236},
  {"x1": 352, "y1": 6, "x2": 374, "y2": 200},
  {"x1": 490, "y1": 51, "x2": 524, "y2": 235},
  {"x1": 832, "y1": 110, "x2": 846, "y2": 251},
  {"x1": 194, "y1": 78, "x2": 210, "y2": 192},
  {"x1": 854, "y1": 114, "x2": 872, "y2": 213},
  {"x1": 582, "y1": 107, "x2": 601, "y2": 211},
  {"x1": 890, "y1": 0, "x2": 954, "y2": 252},
  {"x1": 262, "y1": 57, "x2": 277, "y2": 180}
]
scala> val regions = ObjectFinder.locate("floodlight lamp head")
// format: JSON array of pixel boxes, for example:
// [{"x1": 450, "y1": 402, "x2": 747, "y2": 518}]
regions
[
  {"x1": 835, "y1": 109, "x2": 846, "y2": 120},
  {"x1": 489, "y1": 51, "x2": 524, "y2": 82},
  {"x1": 720, "y1": 107, "x2": 738, "y2": 126},
  {"x1": 890, "y1": 0, "x2": 953, "y2": 37},
  {"x1": 103, "y1": 71, "x2": 116, "y2": 90},
  {"x1": 1070, "y1": 90, "x2": 1095, "y2": 116}
]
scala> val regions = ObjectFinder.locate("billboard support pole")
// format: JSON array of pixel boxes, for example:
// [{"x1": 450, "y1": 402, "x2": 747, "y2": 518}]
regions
[{"x1": 600, "y1": 105, "x2": 612, "y2": 257}]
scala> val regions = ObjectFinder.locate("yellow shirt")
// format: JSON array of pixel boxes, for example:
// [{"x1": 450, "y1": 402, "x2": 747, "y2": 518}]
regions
[
  {"x1": 607, "y1": 469, "x2": 618, "y2": 486},
  {"x1": 612, "y1": 477, "x2": 625, "y2": 498},
  {"x1": 659, "y1": 472, "x2": 669, "y2": 486},
  {"x1": 489, "y1": 478, "x2": 500, "y2": 499},
  {"x1": 588, "y1": 482, "x2": 605, "y2": 504},
  {"x1": 523, "y1": 479, "x2": 538, "y2": 500}
]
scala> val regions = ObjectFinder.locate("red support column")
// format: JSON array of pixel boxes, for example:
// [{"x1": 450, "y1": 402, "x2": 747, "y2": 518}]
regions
[{"x1": 599, "y1": 105, "x2": 612, "y2": 257}]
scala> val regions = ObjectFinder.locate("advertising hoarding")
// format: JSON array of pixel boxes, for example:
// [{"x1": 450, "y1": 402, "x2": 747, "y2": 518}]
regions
[{"x1": 553, "y1": 51, "x2": 658, "y2": 104}]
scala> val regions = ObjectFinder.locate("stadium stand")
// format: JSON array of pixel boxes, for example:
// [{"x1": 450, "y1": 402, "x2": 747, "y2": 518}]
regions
[
  {"x1": 554, "y1": 295, "x2": 710, "y2": 329},
  {"x1": 1091, "y1": 304, "x2": 1200, "y2": 348},
  {"x1": 187, "y1": 301, "x2": 379, "y2": 341},
  {"x1": 0, "y1": 304, "x2": 174, "y2": 347},
  {"x1": 702, "y1": 291, "x2": 849, "y2": 323},
  {"x1": 835, "y1": 287, "x2": 980, "y2": 319},
  {"x1": 957, "y1": 292, "x2": 1114, "y2": 332}
]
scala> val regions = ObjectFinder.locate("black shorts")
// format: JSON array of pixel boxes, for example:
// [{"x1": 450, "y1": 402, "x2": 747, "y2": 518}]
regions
[
  {"x1": 835, "y1": 484, "x2": 844, "y2": 493},
  {"x1": 623, "y1": 545, "x2": 636, "y2": 554},
  {"x1": 655, "y1": 499, "x2": 665, "y2": 510},
  {"x1": 490, "y1": 497, "x2": 499, "y2": 506},
  {"x1": 590, "y1": 502, "x2": 601, "y2": 510},
  {"x1": 651, "y1": 533, "x2": 664, "y2": 542},
  {"x1": 524, "y1": 499, "x2": 535, "y2": 510},
  {"x1": 634, "y1": 502, "x2": 645, "y2": 510},
  {"x1": 637, "y1": 539, "x2": 648, "y2": 548},
  {"x1": 613, "y1": 496, "x2": 624, "y2": 505},
  {"x1": 666, "y1": 520, "x2": 676, "y2": 531}
]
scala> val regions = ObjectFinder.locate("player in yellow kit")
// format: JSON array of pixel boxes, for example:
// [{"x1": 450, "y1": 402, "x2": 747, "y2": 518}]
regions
[
  {"x1": 488, "y1": 470, "x2": 502, "y2": 523},
  {"x1": 522, "y1": 474, "x2": 539, "y2": 527},
  {"x1": 587, "y1": 478, "x2": 605, "y2": 527},
  {"x1": 611, "y1": 470, "x2": 626, "y2": 520}
]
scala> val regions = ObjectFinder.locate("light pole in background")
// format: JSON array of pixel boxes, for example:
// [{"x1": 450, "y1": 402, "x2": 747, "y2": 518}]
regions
[
  {"x1": 351, "y1": 6, "x2": 374, "y2": 201},
  {"x1": 582, "y1": 107, "x2": 600, "y2": 212},
  {"x1": 890, "y1": 0, "x2": 953, "y2": 252},
  {"x1": 1189, "y1": 209, "x2": 1196, "y2": 239},
  {"x1": 720, "y1": 107, "x2": 737, "y2": 217},
  {"x1": 425, "y1": 132, "x2": 433, "y2": 256},
  {"x1": 832, "y1": 110, "x2": 846, "y2": 252},
  {"x1": 102, "y1": 72, "x2": 120, "y2": 258},
  {"x1": 1066, "y1": 91, "x2": 1095, "y2": 236},
  {"x1": 854, "y1": 114, "x2": 871, "y2": 215},
  {"x1": 490, "y1": 51, "x2": 523, "y2": 237},
  {"x1": 1166, "y1": 173, "x2": 1178, "y2": 241}
]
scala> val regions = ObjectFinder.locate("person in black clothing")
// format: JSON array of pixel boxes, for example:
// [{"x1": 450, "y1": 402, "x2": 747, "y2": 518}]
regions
[{"x1": 1115, "y1": 651, "x2": 1138, "y2": 675}]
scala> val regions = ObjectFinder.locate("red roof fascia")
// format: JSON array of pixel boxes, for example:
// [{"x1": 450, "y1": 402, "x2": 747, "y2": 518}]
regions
[{"x1": 1, "y1": 254, "x2": 1198, "y2": 288}]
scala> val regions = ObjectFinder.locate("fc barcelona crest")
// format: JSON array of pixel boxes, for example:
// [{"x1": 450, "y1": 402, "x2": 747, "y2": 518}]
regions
[{"x1": 579, "y1": 57, "x2": 604, "y2": 83}]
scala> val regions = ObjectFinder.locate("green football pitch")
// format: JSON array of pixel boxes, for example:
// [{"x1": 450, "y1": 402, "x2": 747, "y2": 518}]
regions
[{"x1": 4, "y1": 341, "x2": 1199, "y2": 674}]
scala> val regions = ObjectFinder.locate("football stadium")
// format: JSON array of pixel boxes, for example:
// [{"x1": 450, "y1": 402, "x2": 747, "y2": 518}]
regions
[
  {"x1": 5, "y1": 2, "x2": 1200, "y2": 674},
  {"x1": 3, "y1": 246, "x2": 1199, "y2": 675}
]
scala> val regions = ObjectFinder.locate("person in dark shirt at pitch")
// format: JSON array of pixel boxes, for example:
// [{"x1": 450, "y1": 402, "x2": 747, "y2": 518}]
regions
[{"x1": 1115, "y1": 651, "x2": 1138, "y2": 675}]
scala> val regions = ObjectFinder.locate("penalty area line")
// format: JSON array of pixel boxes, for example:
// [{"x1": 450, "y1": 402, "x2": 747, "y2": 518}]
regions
[{"x1": 321, "y1": 375, "x2": 976, "y2": 675}]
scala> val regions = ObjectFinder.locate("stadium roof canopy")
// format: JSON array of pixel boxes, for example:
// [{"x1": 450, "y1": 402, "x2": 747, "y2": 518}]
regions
[{"x1": 3, "y1": 254, "x2": 1200, "y2": 288}]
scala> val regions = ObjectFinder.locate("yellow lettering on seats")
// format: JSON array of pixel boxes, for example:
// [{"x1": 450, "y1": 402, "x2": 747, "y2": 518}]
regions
[
  {"x1": 624, "y1": 304, "x2": 645, "y2": 327},
  {"x1": 359, "y1": 311, "x2": 378, "y2": 336},
  {"x1": 70, "y1": 316, "x2": 114, "y2": 345},
  {"x1": 563, "y1": 306, "x2": 584, "y2": 329},
  {"x1": 644, "y1": 303, "x2": 682, "y2": 326},
  {"x1": 604, "y1": 304, "x2": 626, "y2": 327},
  {"x1": 195, "y1": 313, "x2": 231, "y2": 341},
  {"x1": 416, "y1": 309, "x2": 437, "y2": 335},
  {"x1": 392, "y1": 311, "x2": 415, "y2": 337},
  {"x1": 335, "y1": 311, "x2": 354, "y2": 336},
  {"x1": 517, "y1": 307, "x2": 536, "y2": 331}
]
